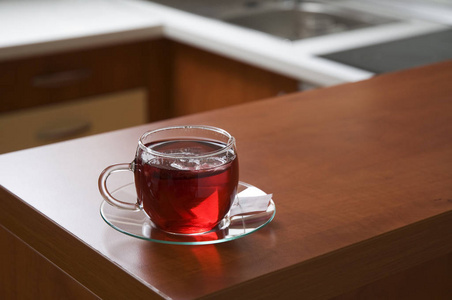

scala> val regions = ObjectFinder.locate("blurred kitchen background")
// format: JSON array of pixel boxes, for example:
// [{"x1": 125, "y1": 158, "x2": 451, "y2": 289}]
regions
[{"x1": 1, "y1": 0, "x2": 451, "y2": 154}]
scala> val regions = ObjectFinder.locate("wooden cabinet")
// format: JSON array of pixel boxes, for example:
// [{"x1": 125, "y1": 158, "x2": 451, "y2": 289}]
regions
[
  {"x1": 168, "y1": 41, "x2": 299, "y2": 116},
  {"x1": 0, "y1": 38, "x2": 299, "y2": 154},
  {"x1": 0, "y1": 225, "x2": 98, "y2": 299},
  {"x1": 0, "y1": 40, "x2": 170, "y2": 154},
  {"x1": 0, "y1": 89, "x2": 147, "y2": 153},
  {"x1": 0, "y1": 41, "x2": 150, "y2": 114}
]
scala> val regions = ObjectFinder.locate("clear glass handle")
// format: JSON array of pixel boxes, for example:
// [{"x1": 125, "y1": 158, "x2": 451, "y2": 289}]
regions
[{"x1": 98, "y1": 163, "x2": 139, "y2": 210}]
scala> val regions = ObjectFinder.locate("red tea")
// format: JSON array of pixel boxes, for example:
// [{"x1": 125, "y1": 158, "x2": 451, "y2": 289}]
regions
[{"x1": 134, "y1": 140, "x2": 239, "y2": 234}]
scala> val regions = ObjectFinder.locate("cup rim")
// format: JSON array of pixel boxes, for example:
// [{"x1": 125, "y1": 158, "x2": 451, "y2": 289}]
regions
[{"x1": 137, "y1": 125, "x2": 235, "y2": 159}]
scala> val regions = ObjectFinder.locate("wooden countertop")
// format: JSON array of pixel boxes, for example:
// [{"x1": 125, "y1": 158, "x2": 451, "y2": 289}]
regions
[{"x1": 1, "y1": 61, "x2": 452, "y2": 299}]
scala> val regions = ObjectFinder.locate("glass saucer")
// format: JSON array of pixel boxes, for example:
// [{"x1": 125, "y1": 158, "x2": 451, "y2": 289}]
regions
[{"x1": 100, "y1": 181, "x2": 275, "y2": 245}]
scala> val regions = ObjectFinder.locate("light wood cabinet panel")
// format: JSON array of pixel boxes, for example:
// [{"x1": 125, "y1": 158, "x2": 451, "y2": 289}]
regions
[{"x1": 0, "y1": 88, "x2": 147, "y2": 154}]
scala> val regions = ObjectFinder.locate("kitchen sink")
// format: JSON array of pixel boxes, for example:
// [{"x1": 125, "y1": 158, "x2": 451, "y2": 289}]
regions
[
  {"x1": 223, "y1": 2, "x2": 396, "y2": 40},
  {"x1": 150, "y1": 0, "x2": 397, "y2": 40}
]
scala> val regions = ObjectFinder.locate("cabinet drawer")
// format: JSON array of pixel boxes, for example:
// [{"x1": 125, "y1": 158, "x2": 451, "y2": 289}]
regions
[
  {"x1": 0, "y1": 41, "x2": 147, "y2": 113},
  {"x1": 0, "y1": 88, "x2": 147, "y2": 154}
]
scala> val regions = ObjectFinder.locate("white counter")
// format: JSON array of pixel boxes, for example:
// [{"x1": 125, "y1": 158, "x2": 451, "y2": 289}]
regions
[
  {"x1": 0, "y1": 0, "x2": 447, "y2": 87},
  {"x1": 0, "y1": 0, "x2": 163, "y2": 60}
]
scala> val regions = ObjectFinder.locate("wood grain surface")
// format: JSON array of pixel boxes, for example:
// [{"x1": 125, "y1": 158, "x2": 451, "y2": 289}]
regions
[
  {"x1": 0, "y1": 225, "x2": 98, "y2": 299},
  {"x1": 1, "y1": 60, "x2": 451, "y2": 299},
  {"x1": 169, "y1": 41, "x2": 299, "y2": 116},
  {"x1": 0, "y1": 41, "x2": 148, "y2": 113}
]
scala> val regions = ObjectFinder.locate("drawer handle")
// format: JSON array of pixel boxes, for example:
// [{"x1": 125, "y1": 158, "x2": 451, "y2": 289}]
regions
[
  {"x1": 37, "y1": 119, "x2": 91, "y2": 141},
  {"x1": 32, "y1": 69, "x2": 92, "y2": 88}
]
